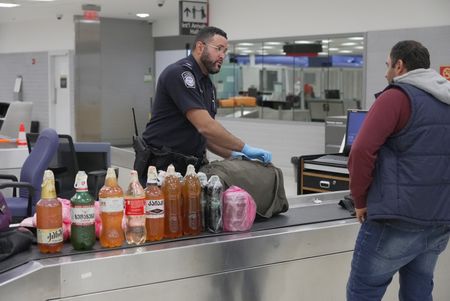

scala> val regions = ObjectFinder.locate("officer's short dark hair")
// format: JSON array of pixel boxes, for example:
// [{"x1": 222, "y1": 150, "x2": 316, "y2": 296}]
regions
[
  {"x1": 193, "y1": 26, "x2": 227, "y2": 50},
  {"x1": 390, "y1": 40, "x2": 430, "y2": 71}
]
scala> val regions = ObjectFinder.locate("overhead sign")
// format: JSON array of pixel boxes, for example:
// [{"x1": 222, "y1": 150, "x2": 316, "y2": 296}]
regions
[
  {"x1": 440, "y1": 66, "x2": 450, "y2": 81},
  {"x1": 179, "y1": 1, "x2": 208, "y2": 35}
]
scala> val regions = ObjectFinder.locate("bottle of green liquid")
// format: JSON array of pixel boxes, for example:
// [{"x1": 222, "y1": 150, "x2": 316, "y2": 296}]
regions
[{"x1": 71, "y1": 171, "x2": 96, "y2": 250}]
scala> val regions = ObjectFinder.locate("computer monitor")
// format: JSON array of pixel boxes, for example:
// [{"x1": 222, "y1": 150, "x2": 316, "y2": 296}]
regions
[
  {"x1": 324, "y1": 89, "x2": 340, "y2": 99},
  {"x1": 343, "y1": 109, "x2": 368, "y2": 155}
]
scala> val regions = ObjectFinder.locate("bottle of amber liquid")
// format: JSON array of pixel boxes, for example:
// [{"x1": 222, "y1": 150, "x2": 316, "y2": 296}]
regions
[
  {"x1": 98, "y1": 168, "x2": 125, "y2": 248},
  {"x1": 144, "y1": 166, "x2": 164, "y2": 241},
  {"x1": 36, "y1": 170, "x2": 64, "y2": 253},
  {"x1": 162, "y1": 164, "x2": 183, "y2": 239},
  {"x1": 182, "y1": 164, "x2": 201, "y2": 236}
]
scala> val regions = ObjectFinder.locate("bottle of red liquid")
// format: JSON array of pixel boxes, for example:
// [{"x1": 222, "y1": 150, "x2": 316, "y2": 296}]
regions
[
  {"x1": 145, "y1": 166, "x2": 164, "y2": 241},
  {"x1": 163, "y1": 165, "x2": 182, "y2": 239},
  {"x1": 182, "y1": 164, "x2": 201, "y2": 236},
  {"x1": 124, "y1": 170, "x2": 146, "y2": 245},
  {"x1": 98, "y1": 168, "x2": 125, "y2": 248},
  {"x1": 36, "y1": 170, "x2": 63, "y2": 253}
]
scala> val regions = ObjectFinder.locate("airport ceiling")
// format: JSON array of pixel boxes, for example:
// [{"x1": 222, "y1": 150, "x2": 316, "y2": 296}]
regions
[
  {"x1": 0, "y1": 0, "x2": 364, "y2": 55},
  {"x1": 0, "y1": 0, "x2": 177, "y2": 23}
]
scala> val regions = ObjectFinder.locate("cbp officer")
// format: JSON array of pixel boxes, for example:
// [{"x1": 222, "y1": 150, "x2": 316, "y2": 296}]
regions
[{"x1": 140, "y1": 26, "x2": 271, "y2": 180}]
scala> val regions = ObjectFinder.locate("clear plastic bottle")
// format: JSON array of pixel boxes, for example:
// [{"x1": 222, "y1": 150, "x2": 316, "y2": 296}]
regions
[
  {"x1": 98, "y1": 168, "x2": 125, "y2": 248},
  {"x1": 162, "y1": 164, "x2": 183, "y2": 239},
  {"x1": 145, "y1": 166, "x2": 164, "y2": 241},
  {"x1": 207, "y1": 175, "x2": 223, "y2": 233},
  {"x1": 182, "y1": 165, "x2": 201, "y2": 236},
  {"x1": 70, "y1": 171, "x2": 96, "y2": 250},
  {"x1": 197, "y1": 172, "x2": 208, "y2": 232},
  {"x1": 36, "y1": 170, "x2": 63, "y2": 253},
  {"x1": 124, "y1": 170, "x2": 146, "y2": 245}
]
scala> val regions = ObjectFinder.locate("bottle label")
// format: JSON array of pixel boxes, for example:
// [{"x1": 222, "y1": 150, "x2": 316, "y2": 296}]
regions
[
  {"x1": 145, "y1": 199, "x2": 164, "y2": 219},
  {"x1": 99, "y1": 197, "x2": 124, "y2": 213},
  {"x1": 125, "y1": 198, "x2": 145, "y2": 216},
  {"x1": 37, "y1": 228, "x2": 63, "y2": 244},
  {"x1": 71, "y1": 205, "x2": 95, "y2": 226}
]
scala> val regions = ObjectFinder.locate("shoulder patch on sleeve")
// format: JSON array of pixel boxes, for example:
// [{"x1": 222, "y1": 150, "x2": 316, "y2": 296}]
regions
[{"x1": 182, "y1": 71, "x2": 196, "y2": 89}]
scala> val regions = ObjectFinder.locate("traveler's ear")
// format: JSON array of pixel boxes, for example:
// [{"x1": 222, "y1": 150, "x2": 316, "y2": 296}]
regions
[{"x1": 395, "y1": 59, "x2": 408, "y2": 75}]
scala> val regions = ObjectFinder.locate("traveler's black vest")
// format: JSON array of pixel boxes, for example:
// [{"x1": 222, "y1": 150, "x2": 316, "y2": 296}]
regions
[{"x1": 367, "y1": 83, "x2": 450, "y2": 224}]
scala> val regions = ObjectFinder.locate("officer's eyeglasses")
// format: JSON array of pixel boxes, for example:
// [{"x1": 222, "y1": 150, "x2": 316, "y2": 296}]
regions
[{"x1": 203, "y1": 42, "x2": 228, "y2": 55}]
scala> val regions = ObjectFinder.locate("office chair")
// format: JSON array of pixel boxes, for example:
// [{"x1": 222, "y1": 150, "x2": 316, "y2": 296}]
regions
[
  {"x1": 26, "y1": 133, "x2": 79, "y2": 199},
  {"x1": 0, "y1": 128, "x2": 59, "y2": 221},
  {"x1": 27, "y1": 134, "x2": 111, "y2": 200}
]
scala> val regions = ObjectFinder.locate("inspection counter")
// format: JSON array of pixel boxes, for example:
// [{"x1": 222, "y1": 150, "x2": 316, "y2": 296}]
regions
[{"x1": 1, "y1": 191, "x2": 450, "y2": 301}]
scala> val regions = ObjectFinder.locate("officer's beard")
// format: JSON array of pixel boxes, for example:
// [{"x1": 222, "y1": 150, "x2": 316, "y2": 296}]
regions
[{"x1": 200, "y1": 51, "x2": 221, "y2": 74}]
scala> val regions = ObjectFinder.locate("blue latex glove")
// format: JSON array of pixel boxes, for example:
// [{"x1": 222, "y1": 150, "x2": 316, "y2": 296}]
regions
[
  {"x1": 241, "y1": 144, "x2": 272, "y2": 163},
  {"x1": 230, "y1": 151, "x2": 250, "y2": 160}
]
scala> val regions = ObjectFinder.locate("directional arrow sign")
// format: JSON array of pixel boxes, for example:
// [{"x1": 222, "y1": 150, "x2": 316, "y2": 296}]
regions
[{"x1": 179, "y1": 1, "x2": 208, "y2": 35}]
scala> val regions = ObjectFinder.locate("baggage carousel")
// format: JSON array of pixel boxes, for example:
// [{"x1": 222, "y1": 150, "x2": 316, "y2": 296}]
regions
[{"x1": 1, "y1": 191, "x2": 450, "y2": 300}]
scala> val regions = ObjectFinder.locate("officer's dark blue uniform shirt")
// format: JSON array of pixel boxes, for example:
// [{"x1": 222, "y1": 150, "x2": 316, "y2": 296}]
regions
[{"x1": 142, "y1": 55, "x2": 217, "y2": 158}]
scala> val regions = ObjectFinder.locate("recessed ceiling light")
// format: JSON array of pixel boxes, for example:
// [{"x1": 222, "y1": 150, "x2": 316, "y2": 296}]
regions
[
  {"x1": 136, "y1": 13, "x2": 150, "y2": 18},
  {"x1": 262, "y1": 46, "x2": 274, "y2": 49},
  {"x1": 0, "y1": 3, "x2": 20, "y2": 7},
  {"x1": 238, "y1": 42, "x2": 254, "y2": 46},
  {"x1": 265, "y1": 42, "x2": 282, "y2": 45},
  {"x1": 294, "y1": 40, "x2": 312, "y2": 44},
  {"x1": 341, "y1": 42, "x2": 357, "y2": 46},
  {"x1": 348, "y1": 37, "x2": 364, "y2": 40}
]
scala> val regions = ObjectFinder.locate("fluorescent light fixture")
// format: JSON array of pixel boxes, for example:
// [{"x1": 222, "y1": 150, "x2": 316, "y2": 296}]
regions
[
  {"x1": 341, "y1": 42, "x2": 356, "y2": 46},
  {"x1": 136, "y1": 13, "x2": 149, "y2": 18},
  {"x1": 355, "y1": 46, "x2": 364, "y2": 50},
  {"x1": 318, "y1": 52, "x2": 328, "y2": 56},
  {"x1": 339, "y1": 50, "x2": 352, "y2": 53},
  {"x1": 322, "y1": 39, "x2": 332, "y2": 43},
  {"x1": 348, "y1": 37, "x2": 364, "y2": 40},
  {"x1": 0, "y1": 2, "x2": 20, "y2": 7},
  {"x1": 237, "y1": 42, "x2": 254, "y2": 46},
  {"x1": 29, "y1": 0, "x2": 57, "y2": 2},
  {"x1": 329, "y1": 48, "x2": 339, "y2": 51},
  {"x1": 265, "y1": 41, "x2": 282, "y2": 45},
  {"x1": 261, "y1": 45, "x2": 273, "y2": 49},
  {"x1": 294, "y1": 40, "x2": 312, "y2": 44},
  {"x1": 241, "y1": 49, "x2": 253, "y2": 53}
]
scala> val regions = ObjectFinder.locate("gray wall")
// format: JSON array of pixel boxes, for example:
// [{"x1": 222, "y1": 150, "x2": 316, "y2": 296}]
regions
[
  {"x1": 100, "y1": 18, "x2": 154, "y2": 144},
  {"x1": 365, "y1": 25, "x2": 450, "y2": 108},
  {"x1": 0, "y1": 52, "x2": 49, "y2": 129}
]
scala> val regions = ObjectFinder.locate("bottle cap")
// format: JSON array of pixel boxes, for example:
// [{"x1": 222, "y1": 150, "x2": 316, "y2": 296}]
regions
[
  {"x1": 41, "y1": 170, "x2": 57, "y2": 199},
  {"x1": 166, "y1": 164, "x2": 175, "y2": 175},
  {"x1": 74, "y1": 171, "x2": 88, "y2": 191},
  {"x1": 147, "y1": 166, "x2": 158, "y2": 183},
  {"x1": 106, "y1": 167, "x2": 116, "y2": 179},
  {"x1": 185, "y1": 164, "x2": 196, "y2": 176}
]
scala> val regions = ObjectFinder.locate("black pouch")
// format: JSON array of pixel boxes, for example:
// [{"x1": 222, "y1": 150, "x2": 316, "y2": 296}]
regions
[
  {"x1": 0, "y1": 228, "x2": 35, "y2": 262},
  {"x1": 132, "y1": 135, "x2": 152, "y2": 185},
  {"x1": 132, "y1": 136, "x2": 200, "y2": 185}
]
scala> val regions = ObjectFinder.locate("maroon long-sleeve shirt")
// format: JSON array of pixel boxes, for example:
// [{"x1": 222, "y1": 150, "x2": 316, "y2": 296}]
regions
[{"x1": 348, "y1": 87, "x2": 411, "y2": 209}]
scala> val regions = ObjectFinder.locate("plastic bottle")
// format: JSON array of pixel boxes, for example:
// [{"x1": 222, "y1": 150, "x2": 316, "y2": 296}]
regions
[
  {"x1": 70, "y1": 171, "x2": 96, "y2": 250},
  {"x1": 197, "y1": 172, "x2": 208, "y2": 232},
  {"x1": 36, "y1": 170, "x2": 63, "y2": 253},
  {"x1": 124, "y1": 170, "x2": 146, "y2": 245},
  {"x1": 144, "y1": 166, "x2": 164, "y2": 241},
  {"x1": 207, "y1": 175, "x2": 223, "y2": 233},
  {"x1": 98, "y1": 168, "x2": 125, "y2": 248},
  {"x1": 162, "y1": 164, "x2": 183, "y2": 239},
  {"x1": 182, "y1": 165, "x2": 202, "y2": 236}
]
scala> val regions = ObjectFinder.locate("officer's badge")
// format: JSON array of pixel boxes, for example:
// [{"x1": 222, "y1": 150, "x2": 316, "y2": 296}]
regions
[{"x1": 182, "y1": 71, "x2": 196, "y2": 89}]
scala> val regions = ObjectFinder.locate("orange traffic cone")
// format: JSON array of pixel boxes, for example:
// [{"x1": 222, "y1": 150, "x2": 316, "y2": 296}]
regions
[{"x1": 17, "y1": 122, "x2": 27, "y2": 147}]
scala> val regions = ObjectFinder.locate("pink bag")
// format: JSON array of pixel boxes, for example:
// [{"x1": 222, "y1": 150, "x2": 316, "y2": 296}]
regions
[{"x1": 223, "y1": 186, "x2": 256, "y2": 232}]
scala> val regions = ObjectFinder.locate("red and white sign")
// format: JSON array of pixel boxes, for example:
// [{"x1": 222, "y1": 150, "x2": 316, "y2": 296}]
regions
[{"x1": 440, "y1": 66, "x2": 450, "y2": 81}]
